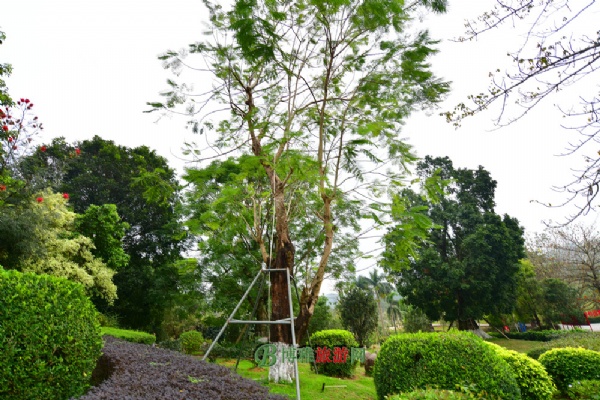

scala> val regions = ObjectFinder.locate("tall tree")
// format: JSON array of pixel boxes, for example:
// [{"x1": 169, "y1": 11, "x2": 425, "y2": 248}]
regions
[
  {"x1": 357, "y1": 270, "x2": 393, "y2": 341},
  {"x1": 339, "y1": 287, "x2": 378, "y2": 347},
  {"x1": 149, "y1": 0, "x2": 449, "y2": 346},
  {"x1": 386, "y1": 156, "x2": 525, "y2": 331},
  {"x1": 26, "y1": 136, "x2": 186, "y2": 335},
  {"x1": 444, "y1": 0, "x2": 600, "y2": 222}
]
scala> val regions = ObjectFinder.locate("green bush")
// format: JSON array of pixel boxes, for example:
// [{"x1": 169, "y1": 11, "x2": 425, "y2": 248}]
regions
[
  {"x1": 484, "y1": 341, "x2": 556, "y2": 399},
  {"x1": 101, "y1": 327, "x2": 156, "y2": 345},
  {"x1": 538, "y1": 347, "x2": 600, "y2": 393},
  {"x1": 373, "y1": 332, "x2": 520, "y2": 400},
  {"x1": 157, "y1": 338, "x2": 182, "y2": 352},
  {"x1": 180, "y1": 330, "x2": 205, "y2": 355},
  {"x1": 526, "y1": 332, "x2": 600, "y2": 359},
  {"x1": 309, "y1": 329, "x2": 359, "y2": 378},
  {"x1": 97, "y1": 312, "x2": 120, "y2": 328},
  {"x1": 0, "y1": 268, "x2": 102, "y2": 400},
  {"x1": 488, "y1": 329, "x2": 580, "y2": 342},
  {"x1": 565, "y1": 379, "x2": 600, "y2": 399},
  {"x1": 388, "y1": 388, "x2": 475, "y2": 399}
]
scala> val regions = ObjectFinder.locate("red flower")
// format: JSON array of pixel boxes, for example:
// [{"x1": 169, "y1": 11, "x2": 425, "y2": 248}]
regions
[
  {"x1": 24, "y1": 99, "x2": 30, "y2": 104},
  {"x1": 40, "y1": 145, "x2": 47, "y2": 152},
  {"x1": 12, "y1": 145, "x2": 17, "y2": 150},
  {"x1": 2, "y1": 125, "x2": 7, "y2": 132},
  {"x1": 7, "y1": 136, "x2": 12, "y2": 142},
  {"x1": 75, "y1": 148, "x2": 81, "y2": 155},
  {"x1": 0, "y1": 185, "x2": 6, "y2": 191},
  {"x1": 62, "y1": 193, "x2": 69, "y2": 200},
  {"x1": 36, "y1": 197, "x2": 43, "y2": 203}
]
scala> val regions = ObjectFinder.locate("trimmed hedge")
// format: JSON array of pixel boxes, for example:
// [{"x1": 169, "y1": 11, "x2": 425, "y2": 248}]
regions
[
  {"x1": 101, "y1": 327, "x2": 156, "y2": 345},
  {"x1": 388, "y1": 388, "x2": 476, "y2": 399},
  {"x1": 565, "y1": 379, "x2": 600, "y2": 399},
  {"x1": 488, "y1": 330, "x2": 580, "y2": 342},
  {"x1": 484, "y1": 341, "x2": 556, "y2": 400},
  {"x1": 373, "y1": 332, "x2": 520, "y2": 400},
  {"x1": 309, "y1": 329, "x2": 359, "y2": 378},
  {"x1": 538, "y1": 347, "x2": 600, "y2": 393},
  {"x1": 180, "y1": 330, "x2": 205, "y2": 355},
  {"x1": 0, "y1": 268, "x2": 102, "y2": 400},
  {"x1": 526, "y1": 331, "x2": 600, "y2": 359},
  {"x1": 77, "y1": 336, "x2": 287, "y2": 399}
]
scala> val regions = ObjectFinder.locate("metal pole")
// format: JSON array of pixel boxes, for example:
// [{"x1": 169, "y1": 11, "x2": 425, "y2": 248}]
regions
[
  {"x1": 286, "y1": 269, "x2": 301, "y2": 400},
  {"x1": 202, "y1": 268, "x2": 264, "y2": 361}
]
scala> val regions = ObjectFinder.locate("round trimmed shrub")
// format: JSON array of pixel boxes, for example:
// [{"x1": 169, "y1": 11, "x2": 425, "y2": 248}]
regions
[
  {"x1": 0, "y1": 268, "x2": 102, "y2": 400},
  {"x1": 373, "y1": 332, "x2": 520, "y2": 400},
  {"x1": 484, "y1": 341, "x2": 556, "y2": 400},
  {"x1": 309, "y1": 329, "x2": 359, "y2": 377},
  {"x1": 538, "y1": 347, "x2": 600, "y2": 393},
  {"x1": 180, "y1": 330, "x2": 204, "y2": 355},
  {"x1": 565, "y1": 379, "x2": 600, "y2": 399}
]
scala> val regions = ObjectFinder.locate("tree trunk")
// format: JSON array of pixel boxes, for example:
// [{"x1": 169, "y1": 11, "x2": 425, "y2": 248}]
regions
[{"x1": 269, "y1": 240, "x2": 294, "y2": 344}]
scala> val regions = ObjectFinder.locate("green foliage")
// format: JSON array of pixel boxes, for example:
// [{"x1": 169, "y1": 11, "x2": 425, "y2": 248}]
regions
[
  {"x1": 180, "y1": 330, "x2": 205, "y2": 355},
  {"x1": 540, "y1": 279, "x2": 582, "y2": 326},
  {"x1": 339, "y1": 287, "x2": 378, "y2": 346},
  {"x1": 97, "y1": 312, "x2": 120, "y2": 328},
  {"x1": 484, "y1": 341, "x2": 556, "y2": 400},
  {"x1": 309, "y1": 329, "x2": 359, "y2": 378},
  {"x1": 101, "y1": 327, "x2": 156, "y2": 345},
  {"x1": 0, "y1": 268, "x2": 102, "y2": 400},
  {"x1": 538, "y1": 347, "x2": 600, "y2": 393},
  {"x1": 526, "y1": 332, "x2": 600, "y2": 359},
  {"x1": 488, "y1": 329, "x2": 581, "y2": 342},
  {"x1": 565, "y1": 379, "x2": 600, "y2": 400},
  {"x1": 402, "y1": 306, "x2": 432, "y2": 333},
  {"x1": 388, "y1": 389, "x2": 476, "y2": 399},
  {"x1": 3, "y1": 190, "x2": 117, "y2": 303},
  {"x1": 0, "y1": 30, "x2": 13, "y2": 106},
  {"x1": 373, "y1": 331, "x2": 520, "y2": 400},
  {"x1": 305, "y1": 296, "x2": 339, "y2": 341},
  {"x1": 389, "y1": 156, "x2": 525, "y2": 329},
  {"x1": 76, "y1": 204, "x2": 130, "y2": 270}
]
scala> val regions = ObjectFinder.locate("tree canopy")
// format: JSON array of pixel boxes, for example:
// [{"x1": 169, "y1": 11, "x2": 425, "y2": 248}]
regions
[
  {"x1": 150, "y1": 0, "x2": 450, "y2": 344},
  {"x1": 386, "y1": 156, "x2": 525, "y2": 330}
]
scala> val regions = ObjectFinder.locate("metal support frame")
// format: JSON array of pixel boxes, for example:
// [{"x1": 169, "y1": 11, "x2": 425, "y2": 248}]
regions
[{"x1": 202, "y1": 267, "x2": 301, "y2": 400}]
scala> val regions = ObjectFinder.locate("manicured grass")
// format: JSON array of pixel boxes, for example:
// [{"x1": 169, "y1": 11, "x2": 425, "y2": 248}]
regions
[
  {"x1": 100, "y1": 326, "x2": 156, "y2": 345},
  {"x1": 486, "y1": 338, "x2": 545, "y2": 354},
  {"x1": 215, "y1": 359, "x2": 377, "y2": 400}
]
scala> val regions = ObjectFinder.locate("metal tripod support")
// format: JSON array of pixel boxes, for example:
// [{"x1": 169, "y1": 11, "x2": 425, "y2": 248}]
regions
[{"x1": 202, "y1": 267, "x2": 301, "y2": 400}]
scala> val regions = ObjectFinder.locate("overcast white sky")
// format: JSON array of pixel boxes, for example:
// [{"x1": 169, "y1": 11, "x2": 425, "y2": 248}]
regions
[{"x1": 2, "y1": 0, "x2": 598, "y2": 259}]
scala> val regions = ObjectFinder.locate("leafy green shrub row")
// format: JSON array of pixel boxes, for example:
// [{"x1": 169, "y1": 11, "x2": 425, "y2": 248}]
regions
[
  {"x1": 526, "y1": 332, "x2": 600, "y2": 359},
  {"x1": 309, "y1": 329, "x2": 359, "y2": 378},
  {"x1": 488, "y1": 330, "x2": 580, "y2": 342},
  {"x1": 387, "y1": 388, "x2": 476, "y2": 399},
  {"x1": 77, "y1": 336, "x2": 287, "y2": 400},
  {"x1": 180, "y1": 330, "x2": 205, "y2": 355},
  {"x1": 565, "y1": 379, "x2": 600, "y2": 399},
  {"x1": 157, "y1": 338, "x2": 182, "y2": 352},
  {"x1": 0, "y1": 268, "x2": 102, "y2": 400},
  {"x1": 100, "y1": 327, "x2": 156, "y2": 345},
  {"x1": 373, "y1": 332, "x2": 520, "y2": 400},
  {"x1": 538, "y1": 347, "x2": 600, "y2": 393},
  {"x1": 484, "y1": 341, "x2": 556, "y2": 400}
]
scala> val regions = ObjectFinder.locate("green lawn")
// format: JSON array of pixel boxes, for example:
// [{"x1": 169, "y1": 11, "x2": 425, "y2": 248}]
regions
[
  {"x1": 215, "y1": 359, "x2": 377, "y2": 400},
  {"x1": 486, "y1": 338, "x2": 545, "y2": 354}
]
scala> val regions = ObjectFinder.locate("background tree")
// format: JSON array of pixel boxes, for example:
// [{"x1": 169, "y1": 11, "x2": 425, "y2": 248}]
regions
[
  {"x1": 150, "y1": 0, "x2": 450, "y2": 348},
  {"x1": 27, "y1": 136, "x2": 186, "y2": 336},
  {"x1": 304, "y1": 296, "x2": 340, "y2": 343},
  {"x1": 357, "y1": 270, "x2": 393, "y2": 341},
  {"x1": 386, "y1": 292, "x2": 405, "y2": 334},
  {"x1": 445, "y1": 0, "x2": 600, "y2": 221},
  {"x1": 339, "y1": 287, "x2": 378, "y2": 347},
  {"x1": 387, "y1": 156, "x2": 525, "y2": 332},
  {"x1": 2, "y1": 190, "x2": 117, "y2": 303}
]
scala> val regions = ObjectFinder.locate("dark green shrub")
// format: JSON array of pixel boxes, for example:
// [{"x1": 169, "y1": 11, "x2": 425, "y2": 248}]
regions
[
  {"x1": 484, "y1": 341, "x2": 556, "y2": 399},
  {"x1": 526, "y1": 332, "x2": 600, "y2": 359},
  {"x1": 388, "y1": 388, "x2": 475, "y2": 399},
  {"x1": 0, "y1": 268, "x2": 102, "y2": 400},
  {"x1": 565, "y1": 379, "x2": 600, "y2": 399},
  {"x1": 373, "y1": 332, "x2": 520, "y2": 400},
  {"x1": 157, "y1": 338, "x2": 182, "y2": 352},
  {"x1": 488, "y1": 330, "x2": 579, "y2": 342},
  {"x1": 538, "y1": 347, "x2": 600, "y2": 393},
  {"x1": 101, "y1": 327, "x2": 156, "y2": 345},
  {"x1": 402, "y1": 307, "x2": 432, "y2": 333},
  {"x1": 309, "y1": 329, "x2": 359, "y2": 378},
  {"x1": 180, "y1": 330, "x2": 205, "y2": 355}
]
